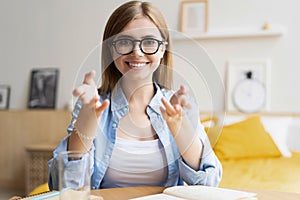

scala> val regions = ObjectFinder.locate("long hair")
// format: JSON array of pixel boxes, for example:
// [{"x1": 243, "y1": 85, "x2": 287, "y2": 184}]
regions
[{"x1": 98, "y1": 1, "x2": 173, "y2": 95}]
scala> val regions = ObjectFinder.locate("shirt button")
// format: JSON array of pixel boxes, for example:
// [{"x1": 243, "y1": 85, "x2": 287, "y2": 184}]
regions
[
  {"x1": 92, "y1": 186, "x2": 96, "y2": 189},
  {"x1": 105, "y1": 155, "x2": 110, "y2": 160},
  {"x1": 112, "y1": 123, "x2": 117, "y2": 128},
  {"x1": 123, "y1": 107, "x2": 127, "y2": 112}
]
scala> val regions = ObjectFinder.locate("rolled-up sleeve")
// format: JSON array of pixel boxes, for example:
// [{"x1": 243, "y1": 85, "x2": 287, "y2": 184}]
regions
[
  {"x1": 178, "y1": 151, "x2": 222, "y2": 186},
  {"x1": 178, "y1": 122, "x2": 222, "y2": 186}
]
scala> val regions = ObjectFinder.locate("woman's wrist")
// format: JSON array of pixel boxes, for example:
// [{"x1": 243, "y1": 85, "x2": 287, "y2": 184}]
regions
[{"x1": 72, "y1": 123, "x2": 97, "y2": 141}]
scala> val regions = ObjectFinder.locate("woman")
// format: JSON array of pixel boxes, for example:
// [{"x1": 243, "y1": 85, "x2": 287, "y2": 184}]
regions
[{"x1": 48, "y1": 0, "x2": 222, "y2": 190}]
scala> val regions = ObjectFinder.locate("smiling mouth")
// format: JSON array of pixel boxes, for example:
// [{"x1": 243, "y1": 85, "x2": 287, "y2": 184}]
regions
[{"x1": 126, "y1": 62, "x2": 149, "y2": 68}]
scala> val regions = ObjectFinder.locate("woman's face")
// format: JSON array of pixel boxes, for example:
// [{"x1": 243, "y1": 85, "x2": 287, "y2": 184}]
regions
[{"x1": 111, "y1": 16, "x2": 166, "y2": 82}]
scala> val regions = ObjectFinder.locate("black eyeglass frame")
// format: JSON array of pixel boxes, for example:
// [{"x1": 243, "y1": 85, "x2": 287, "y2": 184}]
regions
[{"x1": 111, "y1": 38, "x2": 167, "y2": 55}]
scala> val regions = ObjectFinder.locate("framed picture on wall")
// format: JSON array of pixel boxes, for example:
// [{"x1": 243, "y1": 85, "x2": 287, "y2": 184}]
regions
[
  {"x1": 226, "y1": 60, "x2": 271, "y2": 113},
  {"x1": 0, "y1": 85, "x2": 10, "y2": 110},
  {"x1": 28, "y1": 68, "x2": 59, "y2": 109},
  {"x1": 180, "y1": 0, "x2": 209, "y2": 34}
]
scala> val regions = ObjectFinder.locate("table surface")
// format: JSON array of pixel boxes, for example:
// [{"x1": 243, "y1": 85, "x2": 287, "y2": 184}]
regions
[{"x1": 91, "y1": 186, "x2": 300, "y2": 200}]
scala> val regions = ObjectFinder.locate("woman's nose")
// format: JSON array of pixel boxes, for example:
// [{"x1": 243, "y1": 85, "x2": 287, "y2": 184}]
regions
[{"x1": 131, "y1": 43, "x2": 144, "y2": 56}]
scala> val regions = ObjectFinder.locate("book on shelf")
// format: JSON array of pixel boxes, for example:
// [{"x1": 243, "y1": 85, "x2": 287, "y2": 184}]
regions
[{"x1": 130, "y1": 185, "x2": 257, "y2": 200}]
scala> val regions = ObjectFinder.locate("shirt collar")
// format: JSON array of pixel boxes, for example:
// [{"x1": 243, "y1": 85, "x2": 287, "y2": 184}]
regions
[
  {"x1": 148, "y1": 83, "x2": 166, "y2": 115},
  {"x1": 110, "y1": 82, "x2": 167, "y2": 115},
  {"x1": 110, "y1": 82, "x2": 128, "y2": 112}
]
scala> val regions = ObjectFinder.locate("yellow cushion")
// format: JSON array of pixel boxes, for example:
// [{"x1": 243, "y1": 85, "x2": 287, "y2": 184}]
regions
[
  {"x1": 28, "y1": 182, "x2": 50, "y2": 196},
  {"x1": 213, "y1": 115, "x2": 281, "y2": 160}
]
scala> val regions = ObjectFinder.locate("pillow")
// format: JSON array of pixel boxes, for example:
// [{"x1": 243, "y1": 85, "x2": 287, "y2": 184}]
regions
[
  {"x1": 203, "y1": 115, "x2": 293, "y2": 157},
  {"x1": 219, "y1": 115, "x2": 248, "y2": 126},
  {"x1": 203, "y1": 115, "x2": 250, "y2": 148},
  {"x1": 286, "y1": 118, "x2": 300, "y2": 152},
  {"x1": 213, "y1": 115, "x2": 281, "y2": 160},
  {"x1": 261, "y1": 116, "x2": 292, "y2": 157}
]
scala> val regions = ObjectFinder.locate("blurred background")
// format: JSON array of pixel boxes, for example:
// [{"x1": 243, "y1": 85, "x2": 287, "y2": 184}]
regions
[{"x1": 1, "y1": 0, "x2": 300, "y2": 198}]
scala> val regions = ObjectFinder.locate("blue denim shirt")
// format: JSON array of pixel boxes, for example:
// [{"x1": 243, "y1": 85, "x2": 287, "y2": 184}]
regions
[{"x1": 48, "y1": 83, "x2": 222, "y2": 190}]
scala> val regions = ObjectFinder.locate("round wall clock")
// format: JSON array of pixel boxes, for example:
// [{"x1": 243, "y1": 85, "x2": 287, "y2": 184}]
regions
[{"x1": 232, "y1": 71, "x2": 266, "y2": 113}]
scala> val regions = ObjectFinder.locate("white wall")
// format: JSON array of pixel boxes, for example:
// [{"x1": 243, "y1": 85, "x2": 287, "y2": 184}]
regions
[{"x1": 0, "y1": 0, "x2": 299, "y2": 112}]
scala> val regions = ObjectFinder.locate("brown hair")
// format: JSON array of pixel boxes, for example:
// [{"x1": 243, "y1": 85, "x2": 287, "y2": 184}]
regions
[{"x1": 98, "y1": 1, "x2": 173, "y2": 95}]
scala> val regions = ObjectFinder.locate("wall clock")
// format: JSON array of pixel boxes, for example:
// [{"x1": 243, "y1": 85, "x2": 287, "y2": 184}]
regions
[
  {"x1": 232, "y1": 71, "x2": 266, "y2": 113},
  {"x1": 226, "y1": 60, "x2": 270, "y2": 113}
]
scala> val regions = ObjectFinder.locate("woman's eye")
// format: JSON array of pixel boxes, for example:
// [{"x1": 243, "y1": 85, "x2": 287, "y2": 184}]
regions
[
  {"x1": 118, "y1": 40, "x2": 131, "y2": 46},
  {"x1": 143, "y1": 40, "x2": 156, "y2": 46}
]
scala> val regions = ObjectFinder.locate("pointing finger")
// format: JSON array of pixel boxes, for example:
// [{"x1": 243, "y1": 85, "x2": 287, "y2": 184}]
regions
[
  {"x1": 161, "y1": 97, "x2": 177, "y2": 116},
  {"x1": 83, "y1": 70, "x2": 96, "y2": 85}
]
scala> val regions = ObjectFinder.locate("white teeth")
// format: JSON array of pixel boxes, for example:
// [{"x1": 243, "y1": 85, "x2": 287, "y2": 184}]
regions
[{"x1": 129, "y1": 63, "x2": 146, "y2": 68}]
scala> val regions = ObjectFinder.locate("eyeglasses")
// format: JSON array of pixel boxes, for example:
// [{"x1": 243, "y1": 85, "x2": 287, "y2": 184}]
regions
[{"x1": 111, "y1": 38, "x2": 166, "y2": 55}]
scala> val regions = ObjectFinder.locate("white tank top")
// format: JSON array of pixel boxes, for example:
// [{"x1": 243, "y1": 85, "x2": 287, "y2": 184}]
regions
[{"x1": 101, "y1": 137, "x2": 168, "y2": 188}]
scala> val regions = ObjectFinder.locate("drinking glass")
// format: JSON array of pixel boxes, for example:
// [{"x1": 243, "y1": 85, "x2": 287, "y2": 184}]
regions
[{"x1": 59, "y1": 151, "x2": 91, "y2": 200}]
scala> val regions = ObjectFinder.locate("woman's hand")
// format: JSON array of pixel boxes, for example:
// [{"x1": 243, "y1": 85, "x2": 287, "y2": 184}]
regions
[
  {"x1": 160, "y1": 85, "x2": 191, "y2": 135},
  {"x1": 73, "y1": 70, "x2": 109, "y2": 119},
  {"x1": 169, "y1": 85, "x2": 191, "y2": 110},
  {"x1": 69, "y1": 71, "x2": 109, "y2": 150}
]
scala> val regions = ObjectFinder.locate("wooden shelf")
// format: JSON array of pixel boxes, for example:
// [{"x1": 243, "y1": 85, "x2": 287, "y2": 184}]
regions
[{"x1": 172, "y1": 26, "x2": 286, "y2": 40}]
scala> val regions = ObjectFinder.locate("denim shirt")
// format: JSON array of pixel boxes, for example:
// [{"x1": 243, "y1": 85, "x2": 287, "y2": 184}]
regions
[{"x1": 48, "y1": 83, "x2": 222, "y2": 190}]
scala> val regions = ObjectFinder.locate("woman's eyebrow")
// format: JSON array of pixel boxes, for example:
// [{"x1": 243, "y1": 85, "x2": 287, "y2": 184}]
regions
[
  {"x1": 115, "y1": 34, "x2": 161, "y2": 40},
  {"x1": 115, "y1": 35, "x2": 133, "y2": 39},
  {"x1": 142, "y1": 35, "x2": 162, "y2": 39}
]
